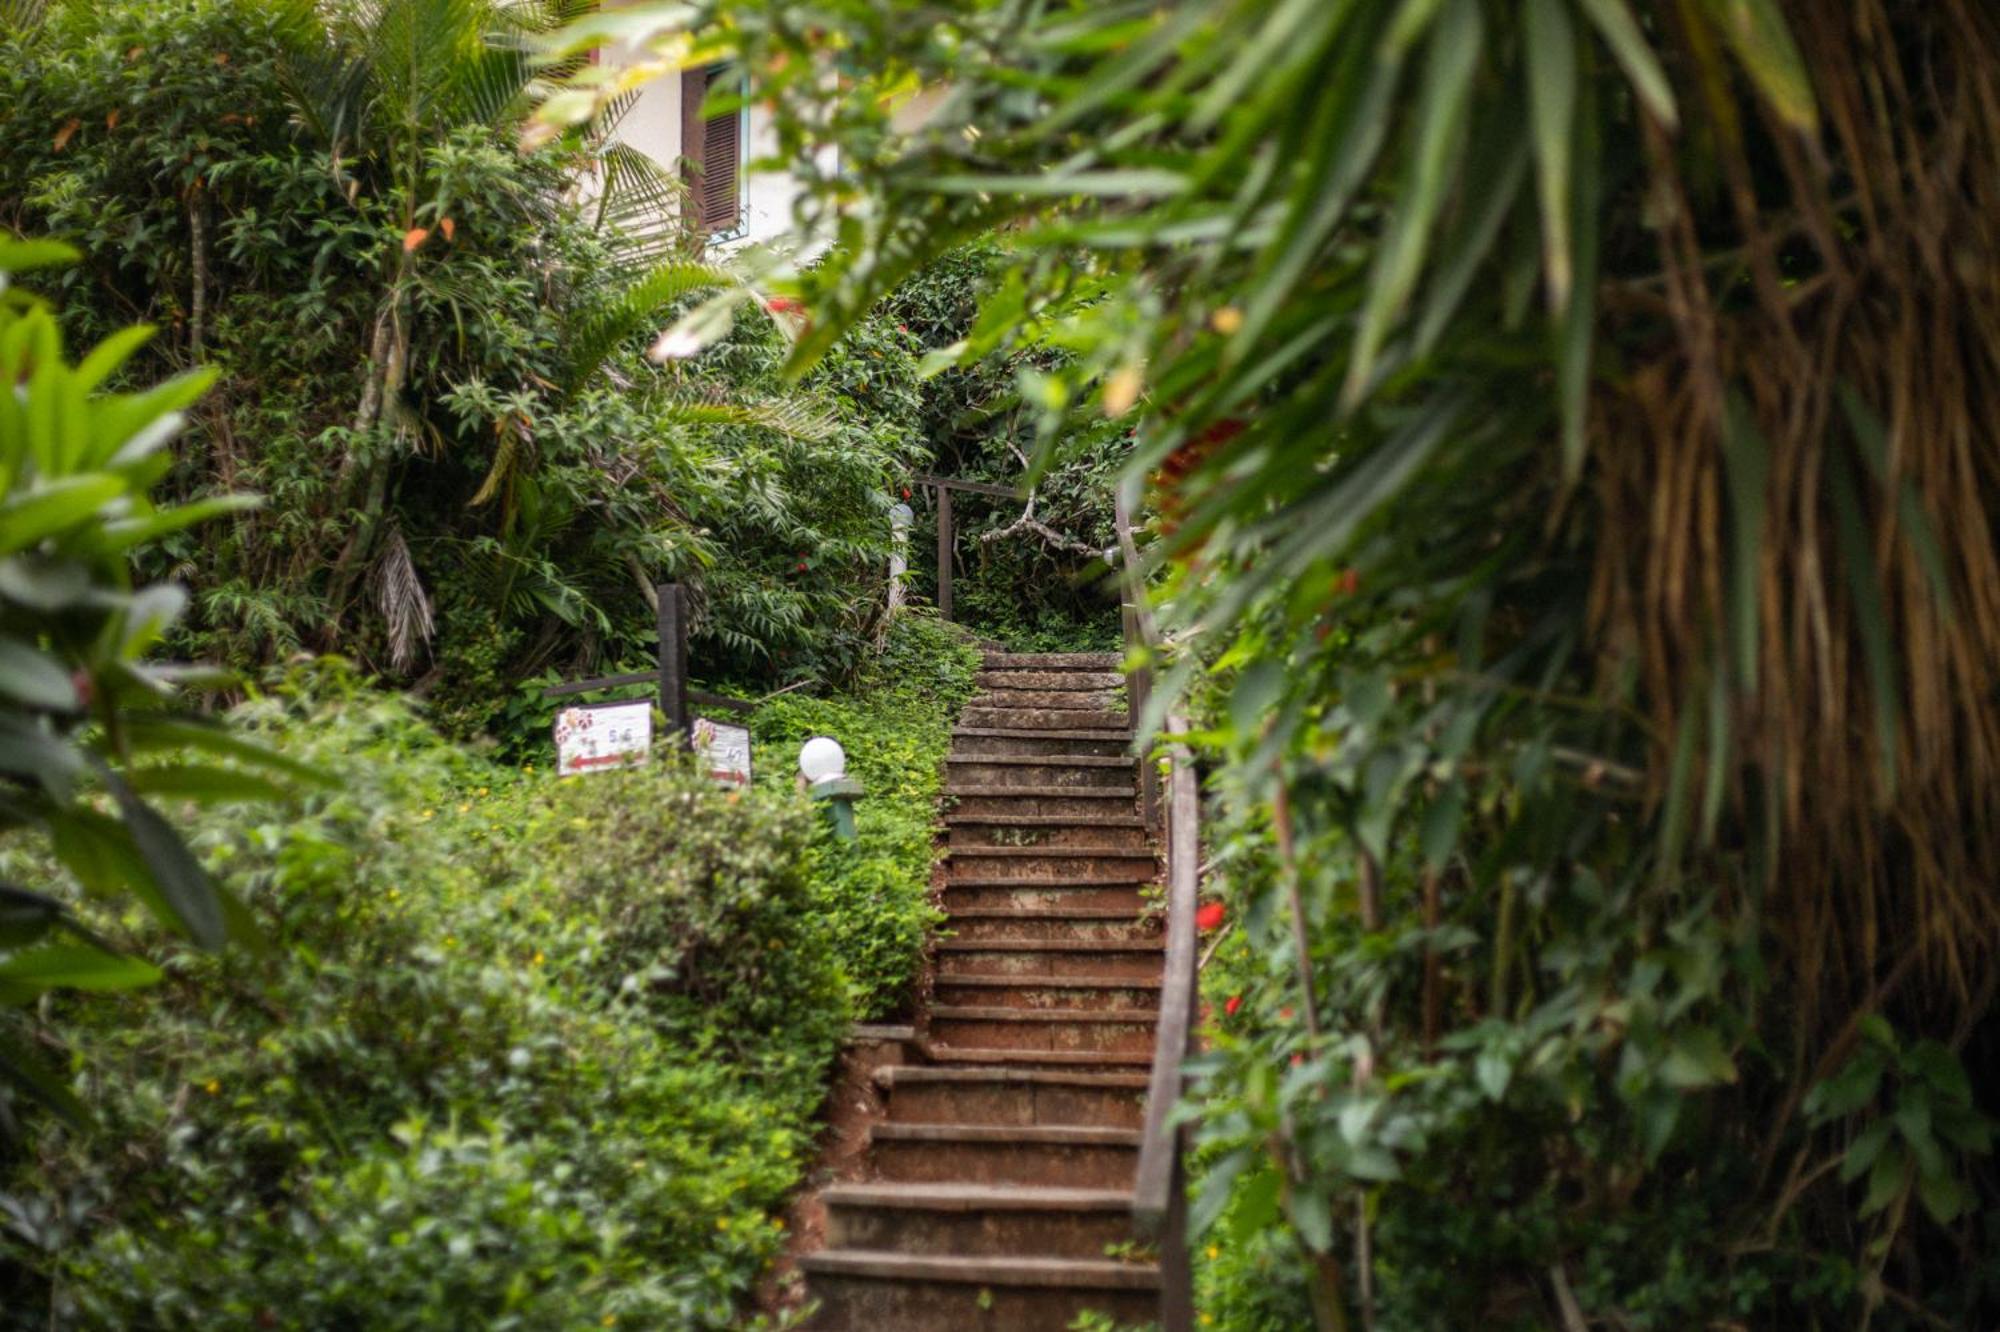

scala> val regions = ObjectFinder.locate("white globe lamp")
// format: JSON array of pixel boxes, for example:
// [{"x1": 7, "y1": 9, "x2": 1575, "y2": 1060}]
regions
[
  {"x1": 798, "y1": 736, "x2": 847, "y2": 785},
  {"x1": 799, "y1": 736, "x2": 862, "y2": 841}
]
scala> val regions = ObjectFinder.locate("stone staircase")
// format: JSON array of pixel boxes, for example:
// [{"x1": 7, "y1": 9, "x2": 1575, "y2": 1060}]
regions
[{"x1": 799, "y1": 651, "x2": 1163, "y2": 1329}]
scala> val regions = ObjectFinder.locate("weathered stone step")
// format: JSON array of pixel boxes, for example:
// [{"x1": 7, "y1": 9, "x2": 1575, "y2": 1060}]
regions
[
  {"x1": 920, "y1": 1043, "x2": 1154, "y2": 1069},
  {"x1": 946, "y1": 790, "x2": 1138, "y2": 819},
  {"x1": 960, "y1": 708, "x2": 1130, "y2": 732},
  {"x1": 948, "y1": 728, "x2": 1128, "y2": 756},
  {"x1": 946, "y1": 755, "x2": 1132, "y2": 785},
  {"x1": 945, "y1": 819, "x2": 1150, "y2": 851},
  {"x1": 944, "y1": 907, "x2": 1156, "y2": 943},
  {"x1": 931, "y1": 1006, "x2": 1157, "y2": 1055},
  {"x1": 867, "y1": 1123, "x2": 1141, "y2": 1188},
  {"x1": 970, "y1": 690, "x2": 1124, "y2": 712},
  {"x1": 824, "y1": 1183, "x2": 1138, "y2": 1257},
  {"x1": 877, "y1": 1066, "x2": 1148, "y2": 1128},
  {"x1": 945, "y1": 847, "x2": 1159, "y2": 883},
  {"x1": 975, "y1": 670, "x2": 1125, "y2": 692},
  {"x1": 947, "y1": 812, "x2": 1146, "y2": 829},
  {"x1": 936, "y1": 937, "x2": 1165, "y2": 978},
  {"x1": 982, "y1": 652, "x2": 1123, "y2": 671},
  {"x1": 943, "y1": 883, "x2": 1151, "y2": 913},
  {"x1": 946, "y1": 872, "x2": 1159, "y2": 890},
  {"x1": 933, "y1": 971, "x2": 1163, "y2": 1013},
  {"x1": 947, "y1": 784, "x2": 1136, "y2": 800},
  {"x1": 801, "y1": 1248, "x2": 1158, "y2": 1331}
]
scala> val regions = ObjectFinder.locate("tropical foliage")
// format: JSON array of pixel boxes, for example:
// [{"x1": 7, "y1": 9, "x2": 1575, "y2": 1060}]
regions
[
  {"x1": 0, "y1": 666, "x2": 851, "y2": 1328},
  {"x1": 0, "y1": 239, "x2": 310, "y2": 1131},
  {"x1": 541, "y1": 0, "x2": 2000, "y2": 1326},
  {"x1": 0, "y1": 0, "x2": 929, "y2": 740}
]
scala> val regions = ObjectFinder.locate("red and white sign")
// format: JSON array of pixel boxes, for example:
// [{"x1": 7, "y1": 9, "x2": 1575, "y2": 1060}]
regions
[{"x1": 554, "y1": 701, "x2": 652, "y2": 775}]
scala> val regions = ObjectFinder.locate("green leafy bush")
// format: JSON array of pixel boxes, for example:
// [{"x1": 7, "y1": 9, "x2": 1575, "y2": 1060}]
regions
[
  {"x1": 746, "y1": 612, "x2": 980, "y2": 1018},
  {"x1": 0, "y1": 667, "x2": 847, "y2": 1328}
]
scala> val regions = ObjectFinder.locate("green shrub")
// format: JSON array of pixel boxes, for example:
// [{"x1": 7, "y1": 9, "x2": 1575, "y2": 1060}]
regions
[
  {"x1": 0, "y1": 667, "x2": 844, "y2": 1329},
  {"x1": 746, "y1": 613, "x2": 980, "y2": 1018}
]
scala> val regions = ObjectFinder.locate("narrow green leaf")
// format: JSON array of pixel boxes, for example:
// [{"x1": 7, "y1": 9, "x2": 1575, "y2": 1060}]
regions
[
  {"x1": 917, "y1": 169, "x2": 1191, "y2": 198},
  {"x1": 73, "y1": 325, "x2": 157, "y2": 394},
  {"x1": 1556, "y1": 68, "x2": 1601, "y2": 478},
  {"x1": 98, "y1": 768, "x2": 225, "y2": 949},
  {"x1": 1719, "y1": 392, "x2": 1771, "y2": 692},
  {"x1": 0, "y1": 239, "x2": 82, "y2": 275},
  {"x1": 1344, "y1": 0, "x2": 1481, "y2": 405},
  {"x1": 1576, "y1": 0, "x2": 1679, "y2": 127},
  {"x1": 0, "y1": 475, "x2": 124, "y2": 555},
  {"x1": 0, "y1": 636, "x2": 78, "y2": 710},
  {"x1": 1700, "y1": 0, "x2": 1817, "y2": 131},
  {"x1": 122, "y1": 717, "x2": 333, "y2": 787},
  {"x1": 0, "y1": 941, "x2": 160, "y2": 993},
  {"x1": 126, "y1": 764, "x2": 293, "y2": 805},
  {"x1": 1524, "y1": 0, "x2": 1578, "y2": 311},
  {"x1": 94, "y1": 494, "x2": 262, "y2": 553}
]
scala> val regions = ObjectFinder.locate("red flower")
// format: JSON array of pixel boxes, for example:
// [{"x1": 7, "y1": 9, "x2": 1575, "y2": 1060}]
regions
[
  {"x1": 1338, "y1": 567, "x2": 1361, "y2": 597},
  {"x1": 1195, "y1": 901, "x2": 1226, "y2": 932},
  {"x1": 902, "y1": 487, "x2": 912, "y2": 500},
  {"x1": 897, "y1": 322, "x2": 909, "y2": 333},
  {"x1": 796, "y1": 561, "x2": 808, "y2": 571},
  {"x1": 1291, "y1": 1053, "x2": 1305, "y2": 1068},
  {"x1": 1280, "y1": 1006, "x2": 1295, "y2": 1021},
  {"x1": 1224, "y1": 995, "x2": 1242, "y2": 1017},
  {"x1": 766, "y1": 296, "x2": 805, "y2": 315}
]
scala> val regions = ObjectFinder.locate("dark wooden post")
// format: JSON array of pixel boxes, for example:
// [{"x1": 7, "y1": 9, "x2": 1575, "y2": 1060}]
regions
[
  {"x1": 935, "y1": 486, "x2": 954, "y2": 621},
  {"x1": 656, "y1": 582, "x2": 688, "y2": 740},
  {"x1": 1125, "y1": 601, "x2": 1161, "y2": 831}
]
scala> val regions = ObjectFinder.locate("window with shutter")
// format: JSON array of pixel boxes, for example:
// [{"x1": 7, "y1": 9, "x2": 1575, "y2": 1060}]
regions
[{"x1": 680, "y1": 63, "x2": 743, "y2": 236}]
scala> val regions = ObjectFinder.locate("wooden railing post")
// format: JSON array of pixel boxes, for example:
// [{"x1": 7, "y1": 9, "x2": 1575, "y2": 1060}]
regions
[
  {"x1": 935, "y1": 486, "x2": 953, "y2": 621},
  {"x1": 1124, "y1": 600, "x2": 1161, "y2": 832},
  {"x1": 656, "y1": 582, "x2": 688, "y2": 740}
]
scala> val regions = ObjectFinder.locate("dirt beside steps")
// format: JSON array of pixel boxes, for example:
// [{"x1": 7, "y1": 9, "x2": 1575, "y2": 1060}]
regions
[{"x1": 800, "y1": 650, "x2": 1163, "y2": 1331}]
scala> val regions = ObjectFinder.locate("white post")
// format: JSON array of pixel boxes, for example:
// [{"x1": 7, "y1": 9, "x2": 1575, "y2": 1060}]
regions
[{"x1": 888, "y1": 501, "x2": 913, "y2": 614}]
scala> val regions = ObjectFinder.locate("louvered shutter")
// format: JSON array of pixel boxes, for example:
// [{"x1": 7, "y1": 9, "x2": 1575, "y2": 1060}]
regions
[{"x1": 680, "y1": 63, "x2": 741, "y2": 235}]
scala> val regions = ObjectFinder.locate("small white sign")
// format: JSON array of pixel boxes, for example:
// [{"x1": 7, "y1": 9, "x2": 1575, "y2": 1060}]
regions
[
  {"x1": 692, "y1": 716, "x2": 753, "y2": 787},
  {"x1": 554, "y1": 701, "x2": 652, "y2": 775}
]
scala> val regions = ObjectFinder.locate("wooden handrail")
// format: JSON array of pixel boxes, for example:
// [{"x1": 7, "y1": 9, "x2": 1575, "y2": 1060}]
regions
[{"x1": 1116, "y1": 495, "x2": 1197, "y2": 1330}]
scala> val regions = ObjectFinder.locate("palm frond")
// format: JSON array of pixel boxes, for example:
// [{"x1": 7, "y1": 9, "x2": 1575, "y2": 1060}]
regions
[
  {"x1": 373, "y1": 523, "x2": 435, "y2": 673},
  {"x1": 561, "y1": 257, "x2": 733, "y2": 394}
]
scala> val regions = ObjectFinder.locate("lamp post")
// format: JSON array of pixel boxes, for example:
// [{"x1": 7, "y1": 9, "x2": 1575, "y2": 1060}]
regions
[{"x1": 799, "y1": 736, "x2": 864, "y2": 841}]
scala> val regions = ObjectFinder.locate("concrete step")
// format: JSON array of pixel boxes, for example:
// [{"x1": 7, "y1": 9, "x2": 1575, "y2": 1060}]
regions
[
  {"x1": 982, "y1": 652, "x2": 1122, "y2": 671},
  {"x1": 944, "y1": 786, "x2": 1137, "y2": 819},
  {"x1": 943, "y1": 883, "x2": 1152, "y2": 913},
  {"x1": 950, "y1": 729, "x2": 1131, "y2": 759},
  {"x1": 946, "y1": 812, "x2": 1147, "y2": 829},
  {"x1": 946, "y1": 755, "x2": 1133, "y2": 786},
  {"x1": 877, "y1": 1066, "x2": 1148, "y2": 1129},
  {"x1": 824, "y1": 1182, "x2": 1138, "y2": 1257},
  {"x1": 960, "y1": 707, "x2": 1130, "y2": 731},
  {"x1": 920, "y1": 1043, "x2": 1154, "y2": 1070},
  {"x1": 930, "y1": 1006, "x2": 1158, "y2": 1055},
  {"x1": 944, "y1": 846, "x2": 1159, "y2": 883},
  {"x1": 970, "y1": 689, "x2": 1124, "y2": 712},
  {"x1": 933, "y1": 971, "x2": 1163, "y2": 1012},
  {"x1": 943, "y1": 907, "x2": 1158, "y2": 943},
  {"x1": 945, "y1": 817, "x2": 1150, "y2": 851},
  {"x1": 975, "y1": 670, "x2": 1125, "y2": 692},
  {"x1": 801, "y1": 1248, "x2": 1158, "y2": 1331},
  {"x1": 935, "y1": 936, "x2": 1165, "y2": 979},
  {"x1": 867, "y1": 1122, "x2": 1142, "y2": 1188}
]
